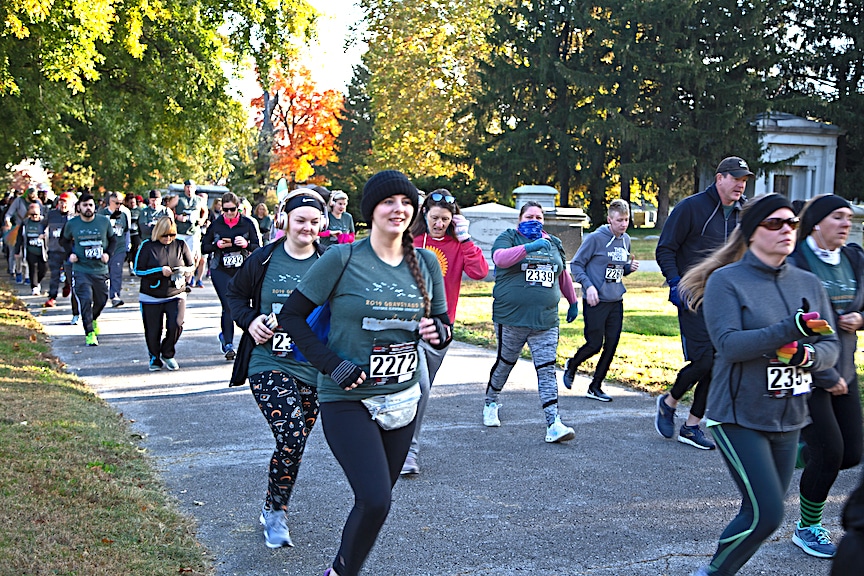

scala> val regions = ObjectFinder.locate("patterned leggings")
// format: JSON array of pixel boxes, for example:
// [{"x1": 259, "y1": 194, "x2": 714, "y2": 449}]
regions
[
  {"x1": 249, "y1": 370, "x2": 319, "y2": 511},
  {"x1": 486, "y1": 323, "x2": 560, "y2": 426}
]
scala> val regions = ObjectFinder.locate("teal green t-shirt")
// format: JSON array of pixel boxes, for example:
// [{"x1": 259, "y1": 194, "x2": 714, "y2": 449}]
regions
[
  {"x1": 491, "y1": 229, "x2": 565, "y2": 330},
  {"x1": 248, "y1": 247, "x2": 321, "y2": 385},
  {"x1": 802, "y1": 244, "x2": 858, "y2": 314},
  {"x1": 322, "y1": 212, "x2": 355, "y2": 247},
  {"x1": 296, "y1": 239, "x2": 447, "y2": 402},
  {"x1": 23, "y1": 218, "x2": 46, "y2": 257},
  {"x1": 62, "y1": 214, "x2": 115, "y2": 275}
]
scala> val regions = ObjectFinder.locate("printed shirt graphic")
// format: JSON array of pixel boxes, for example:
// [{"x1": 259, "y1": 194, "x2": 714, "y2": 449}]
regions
[
  {"x1": 62, "y1": 215, "x2": 114, "y2": 275},
  {"x1": 491, "y1": 229, "x2": 564, "y2": 330},
  {"x1": 296, "y1": 239, "x2": 446, "y2": 402},
  {"x1": 248, "y1": 248, "x2": 320, "y2": 385}
]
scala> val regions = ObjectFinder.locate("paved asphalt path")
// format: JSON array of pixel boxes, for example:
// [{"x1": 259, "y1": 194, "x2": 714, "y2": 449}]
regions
[{"x1": 21, "y1": 271, "x2": 857, "y2": 576}]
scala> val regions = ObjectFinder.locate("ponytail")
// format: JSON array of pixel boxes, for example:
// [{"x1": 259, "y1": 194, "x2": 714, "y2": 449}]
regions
[{"x1": 401, "y1": 230, "x2": 431, "y2": 317}]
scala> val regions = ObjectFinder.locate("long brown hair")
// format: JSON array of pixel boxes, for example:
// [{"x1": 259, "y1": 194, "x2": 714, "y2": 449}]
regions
[{"x1": 401, "y1": 229, "x2": 431, "y2": 317}]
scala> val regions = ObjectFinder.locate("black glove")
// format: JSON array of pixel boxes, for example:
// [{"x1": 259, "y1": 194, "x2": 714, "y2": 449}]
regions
[
  {"x1": 429, "y1": 316, "x2": 452, "y2": 350},
  {"x1": 330, "y1": 360, "x2": 363, "y2": 389}
]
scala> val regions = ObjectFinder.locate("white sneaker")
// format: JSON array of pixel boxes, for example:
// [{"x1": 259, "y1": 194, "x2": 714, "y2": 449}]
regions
[
  {"x1": 31, "y1": 285, "x2": 40, "y2": 296},
  {"x1": 483, "y1": 402, "x2": 501, "y2": 427},
  {"x1": 545, "y1": 416, "x2": 575, "y2": 443}
]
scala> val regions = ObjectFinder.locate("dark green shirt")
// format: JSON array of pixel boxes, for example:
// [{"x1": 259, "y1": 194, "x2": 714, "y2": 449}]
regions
[{"x1": 62, "y1": 215, "x2": 115, "y2": 275}]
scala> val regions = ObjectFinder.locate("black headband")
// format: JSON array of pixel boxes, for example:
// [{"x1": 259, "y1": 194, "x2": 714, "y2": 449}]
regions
[
  {"x1": 739, "y1": 194, "x2": 794, "y2": 243},
  {"x1": 283, "y1": 194, "x2": 325, "y2": 216},
  {"x1": 799, "y1": 195, "x2": 852, "y2": 240}
]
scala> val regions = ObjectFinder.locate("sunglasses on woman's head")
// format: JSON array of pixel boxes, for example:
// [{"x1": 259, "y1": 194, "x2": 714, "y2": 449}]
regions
[
  {"x1": 430, "y1": 192, "x2": 455, "y2": 204},
  {"x1": 758, "y1": 217, "x2": 799, "y2": 231}
]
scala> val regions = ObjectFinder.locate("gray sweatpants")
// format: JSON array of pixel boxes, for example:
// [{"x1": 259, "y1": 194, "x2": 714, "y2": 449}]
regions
[
  {"x1": 486, "y1": 323, "x2": 560, "y2": 426},
  {"x1": 408, "y1": 340, "x2": 449, "y2": 458}
]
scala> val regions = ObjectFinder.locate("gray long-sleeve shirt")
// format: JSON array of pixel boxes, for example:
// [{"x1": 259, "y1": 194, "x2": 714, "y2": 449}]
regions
[
  {"x1": 703, "y1": 250, "x2": 840, "y2": 433},
  {"x1": 569, "y1": 224, "x2": 633, "y2": 303}
]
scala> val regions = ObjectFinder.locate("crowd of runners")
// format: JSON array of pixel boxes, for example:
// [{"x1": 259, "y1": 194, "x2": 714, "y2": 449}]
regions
[{"x1": 1, "y1": 162, "x2": 862, "y2": 576}]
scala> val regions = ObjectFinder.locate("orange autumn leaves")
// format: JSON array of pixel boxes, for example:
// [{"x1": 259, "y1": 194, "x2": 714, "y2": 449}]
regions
[{"x1": 253, "y1": 64, "x2": 344, "y2": 184}]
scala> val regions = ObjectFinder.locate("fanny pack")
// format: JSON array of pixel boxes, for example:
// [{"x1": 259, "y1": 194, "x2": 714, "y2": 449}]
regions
[{"x1": 360, "y1": 382, "x2": 422, "y2": 430}]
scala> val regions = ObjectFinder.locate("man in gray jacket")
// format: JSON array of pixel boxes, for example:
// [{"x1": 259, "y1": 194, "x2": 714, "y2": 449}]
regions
[{"x1": 564, "y1": 199, "x2": 639, "y2": 401}]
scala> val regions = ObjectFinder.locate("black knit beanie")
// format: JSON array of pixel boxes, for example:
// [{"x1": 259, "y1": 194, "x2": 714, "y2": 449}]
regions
[
  {"x1": 361, "y1": 170, "x2": 419, "y2": 224},
  {"x1": 797, "y1": 194, "x2": 852, "y2": 241},
  {"x1": 739, "y1": 193, "x2": 794, "y2": 244}
]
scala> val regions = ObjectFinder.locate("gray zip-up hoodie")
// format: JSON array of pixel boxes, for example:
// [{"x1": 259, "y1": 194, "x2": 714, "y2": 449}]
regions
[
  {"x1": 569, "y1": 224, "x2": 633, "y2": 303},
  {"x1": 703, "y1": 250, "x2": 840, "y2": 433}
]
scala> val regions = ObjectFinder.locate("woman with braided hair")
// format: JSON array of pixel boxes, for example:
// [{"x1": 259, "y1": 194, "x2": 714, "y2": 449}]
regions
[{"x1": 277, "y1": 170, "x2": 450, "y2": 576}]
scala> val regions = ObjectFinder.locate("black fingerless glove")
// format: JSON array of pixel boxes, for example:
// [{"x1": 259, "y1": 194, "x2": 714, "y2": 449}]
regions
[
  {"x1": 330, "y1": 360, "x2": 363, "y2": 389},
  {"x1": 430, "y1": 316, "x2": 452, "y2": 350}
]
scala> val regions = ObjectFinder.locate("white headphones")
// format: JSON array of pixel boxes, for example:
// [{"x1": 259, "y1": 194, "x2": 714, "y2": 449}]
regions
[{"x1": 275, "y1": 188, "x2": 328, "y2": 231}]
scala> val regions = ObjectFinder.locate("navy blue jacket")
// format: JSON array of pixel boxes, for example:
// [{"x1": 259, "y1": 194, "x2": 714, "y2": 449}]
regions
[{"x1": 656, "y1": 183, "x2": 744, "y2": 282}]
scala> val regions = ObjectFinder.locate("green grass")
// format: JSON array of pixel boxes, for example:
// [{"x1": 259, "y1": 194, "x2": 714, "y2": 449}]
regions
[
  {"x1": 457, "y1": 273, "x2": 864, "y2": 402},
  {"x1": 0, "y1": 283, "x2": 210, "y2": 576},
  {"x1": 626, "y1": 226, "x2": 660, "y2": 261}
]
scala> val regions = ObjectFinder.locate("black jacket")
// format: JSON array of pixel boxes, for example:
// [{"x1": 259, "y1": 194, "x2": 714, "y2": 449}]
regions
[
  {"x1": 201, "y1": 214, "x2": 261, "y2": 275},
  {"x1": 134, "y1": 239, "x2": 195, "y2": 299},
  {"x1": 656, "y1": 183, "x2": 744, "y2": 282},
  {"x1": 225, "y1": 240, "x2": 324, "y2": 387}
]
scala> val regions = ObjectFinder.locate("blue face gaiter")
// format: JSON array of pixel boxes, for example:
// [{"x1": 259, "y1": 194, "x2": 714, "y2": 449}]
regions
[{"x1": 517, "y1": 219, "x2": 543, "y2": 240}]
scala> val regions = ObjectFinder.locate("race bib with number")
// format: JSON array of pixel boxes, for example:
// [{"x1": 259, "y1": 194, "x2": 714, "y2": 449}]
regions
[
  {"x1": 84, "y1": 246, "x2": 103, "y2": 259},
  {"x1": 28, "y1": 238, "x2": 42, "y2": 247},
  {"x1": 369, "y1": 342, "x2": 418, "y2": 385},
  {"x1": 52, "y1": 228, "x2": 61, "y2": 238},
  {"x1": 605, "y1": 263, "x2": 624, "y2": 283},
  {"x1": 524, "y1": 263, "x2": 555, "y2": 287},
  {"x1": 271, "y1": 331, "x2": 294, "y2": 356},
  {"x1": 766, "y1": 361, "x2": 812, "y2": 399},
  {"x1": 222, "y1": 252, "x2": 245, "y2": 268}
]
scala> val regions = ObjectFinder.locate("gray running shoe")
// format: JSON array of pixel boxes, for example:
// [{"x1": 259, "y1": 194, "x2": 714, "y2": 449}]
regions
[{"x1": 259, "y1": 506, "x2": 293, "y2": 548}]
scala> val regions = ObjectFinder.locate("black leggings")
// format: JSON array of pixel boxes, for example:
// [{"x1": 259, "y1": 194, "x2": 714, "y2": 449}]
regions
[
  {"x1": 321, "y1": 400, "x2": 416, "y2": 576},
  {"x1": 26, "y1": 252, "x2": 47, "y2": 288},
  {"x1": 140, "y1": 298, "x2": 185, "y2": 360},
  {"x1": 708, "y1": 424, "x2": 799, "y2": 576},
  {"x1": 249, "y1": 371, "x2": 319, "y2": 512},
  {"x1": 800, "y1": 382, "x2": 863, "y2": 504},
  {"x1": 668, "y1": 350, "x2": 712, "y2": 418},
  {"x1": 209, "y1": 267, "x2": 236, "y2": 342},
  {"x1": 570, "y1": 300, "x2": 623, "y2": 388}
]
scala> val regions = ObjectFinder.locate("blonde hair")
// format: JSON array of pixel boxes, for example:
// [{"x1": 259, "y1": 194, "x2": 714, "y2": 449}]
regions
[
  {"x1": 608, "y1": 199, "x2": 629, "y2": 218},
  {"x1": 151, "y1": 216, "x2": 177, "y2": 240}
]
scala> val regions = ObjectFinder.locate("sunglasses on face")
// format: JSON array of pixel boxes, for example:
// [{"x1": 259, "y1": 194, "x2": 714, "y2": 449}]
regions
[
  {"x1": 223, "y1": 206, "x2": 238, "y2": 212},
  {"x1": 430, "y1": 192, "x2": 455, "y2": 204},
  {"x1": 162, "y1": 233, "x2": 177, "y2": 239},
  {"x1": 758, "y1": 217, "x2": 799, "y2": 231}
]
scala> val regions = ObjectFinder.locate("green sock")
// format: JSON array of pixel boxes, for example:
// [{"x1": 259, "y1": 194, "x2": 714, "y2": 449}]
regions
[{"x1": 799, "y1": 494, "x2": 825, "y2": 527}]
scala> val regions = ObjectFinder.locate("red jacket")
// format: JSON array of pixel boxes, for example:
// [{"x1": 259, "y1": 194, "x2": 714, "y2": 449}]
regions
[{"x1": 413, "y1": 233, "x2": 489, "y2": 322}]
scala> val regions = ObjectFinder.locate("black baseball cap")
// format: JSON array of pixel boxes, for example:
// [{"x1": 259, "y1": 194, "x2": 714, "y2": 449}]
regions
[{"x1": 716, "y1": 156, "x2": 755, "y2": 178}]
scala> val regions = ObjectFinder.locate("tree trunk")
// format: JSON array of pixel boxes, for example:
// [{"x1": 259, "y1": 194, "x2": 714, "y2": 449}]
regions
[
  {"x1": 655, "y1": 170, "x2": 671, "y2": 230},
  {"x1": 255, "y1": 91, "x2": 278, "y2": 190}
]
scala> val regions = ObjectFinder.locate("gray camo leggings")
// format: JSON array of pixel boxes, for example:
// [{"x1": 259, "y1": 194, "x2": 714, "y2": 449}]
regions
[{"x1": 486, "y1": 323, "x2": 560, "y2": 426}]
